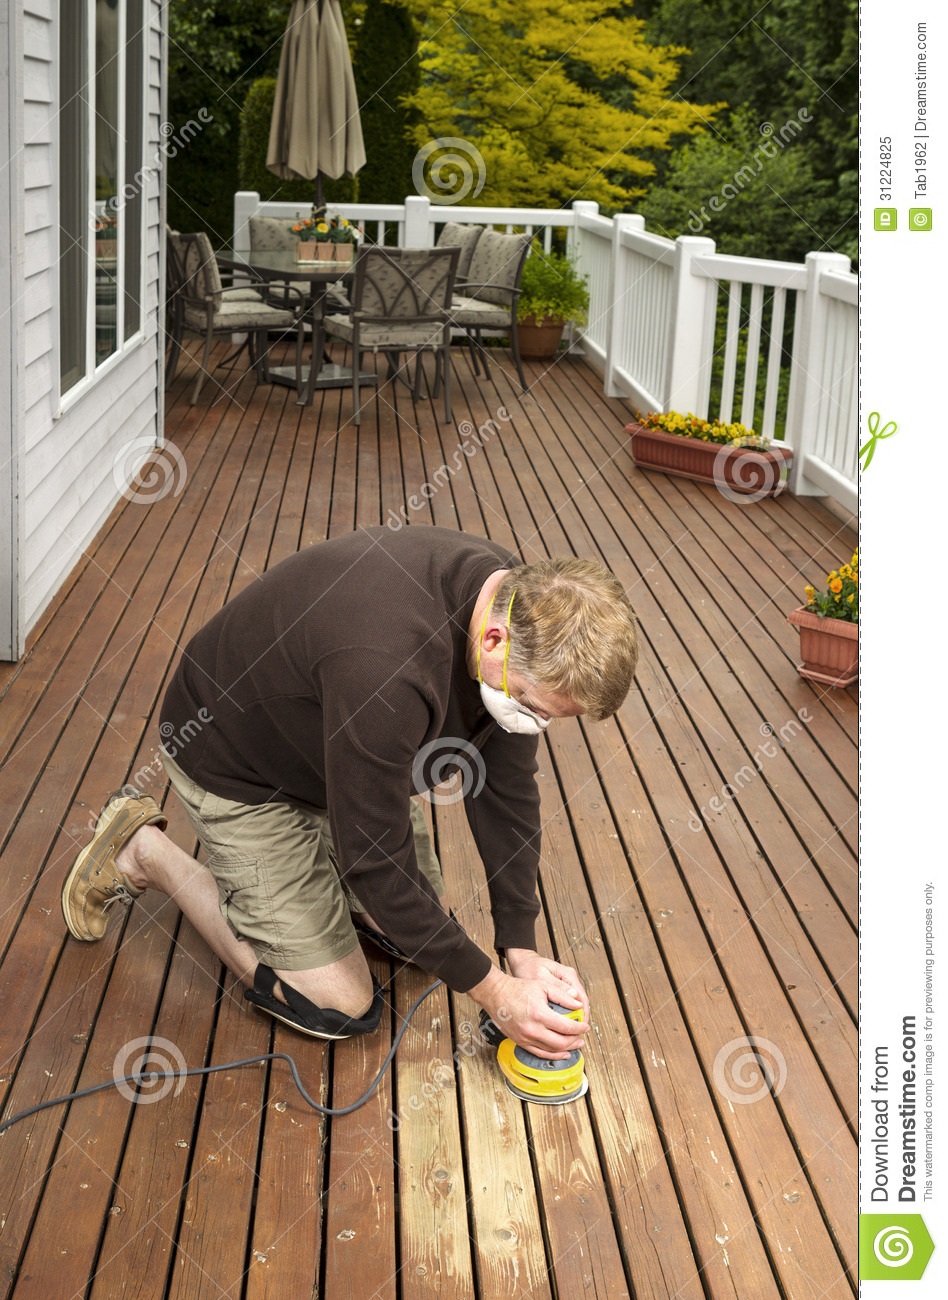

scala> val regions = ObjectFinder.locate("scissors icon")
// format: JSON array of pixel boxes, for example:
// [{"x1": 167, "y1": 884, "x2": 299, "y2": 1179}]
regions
[{"x1": 859, "y1": 411, "x2": 897, "y2": 471}]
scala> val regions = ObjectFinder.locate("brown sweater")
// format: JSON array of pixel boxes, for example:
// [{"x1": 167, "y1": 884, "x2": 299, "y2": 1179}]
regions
[{"x1": 160, "y1": 526, "x2": 542, "y2": 991}]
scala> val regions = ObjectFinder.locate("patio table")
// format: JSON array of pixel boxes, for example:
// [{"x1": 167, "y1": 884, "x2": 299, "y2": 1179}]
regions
[{"x1": 214, "y1": 248, "x2": 376, "y2": 406}]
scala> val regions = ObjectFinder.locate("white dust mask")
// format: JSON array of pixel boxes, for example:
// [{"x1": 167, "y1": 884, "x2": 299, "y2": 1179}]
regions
[{"x1": 476, "y1": 590, "x2": 550, "y2": 736}]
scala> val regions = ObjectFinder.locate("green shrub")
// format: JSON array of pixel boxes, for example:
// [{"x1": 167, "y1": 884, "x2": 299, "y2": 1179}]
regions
[{"x1": 517, "y1": 244, "x2": 589, "y2": 325}]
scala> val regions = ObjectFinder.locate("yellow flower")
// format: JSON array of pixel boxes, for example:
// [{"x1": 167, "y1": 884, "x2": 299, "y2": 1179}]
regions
[
  {"x1": 827, "y1": 571, "x2": 837, "y2": 583},
  {"x1": 804, "y1": 585, "x2": 815, "y2": 597},
  {"x1": 316, "y1": 221, "x2": 329, "y2": 233},
  {"x1": 847, "y1": 594, "x2": 854, "y2": 604},
  {"x1": 830, "y1": 578, "x2": 843, "y2": 594},
  {"x1": 839, "y1": 564, "x2": 852, "y2": 578}
]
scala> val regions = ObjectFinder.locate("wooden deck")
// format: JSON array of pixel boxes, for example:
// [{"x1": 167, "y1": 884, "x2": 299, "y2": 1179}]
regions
[{"x1": 0, "y1": 339, "x2": 857, "y2": 1300}]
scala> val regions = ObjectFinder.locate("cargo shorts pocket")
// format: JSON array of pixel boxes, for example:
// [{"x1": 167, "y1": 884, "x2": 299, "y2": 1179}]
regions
[{"x1": 205, "y1": 852, "x2": 264, "y2": 941}]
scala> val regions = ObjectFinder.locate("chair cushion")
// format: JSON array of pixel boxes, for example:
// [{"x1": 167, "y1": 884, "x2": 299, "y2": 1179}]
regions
[
  {"x1": 449, "y1": 294, "x2": 511, "y2": 329},
  {"x1": 183, "y1": 298, "x2": 297, "y2": 331},
  {"x1": 223, "y1": 287, "x2": 265, "y2": 303},
  {"x1": 465, "y1": 230, "x2": 531, "y2": 306},
  {"x1": 249, "y1": 215, "x2": 298, "y2": 253},
  {"x1": 435, "y1": 222, "x2": 484, "y2": 280},
  {"x1": 171, "y1": 230, "x2": 223, "y2": 310},
  {"x1": 324, "y1": 313, "x2": 448, "y2": 350}
]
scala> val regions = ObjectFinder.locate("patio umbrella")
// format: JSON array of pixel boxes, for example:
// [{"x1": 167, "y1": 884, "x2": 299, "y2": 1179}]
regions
[{"x1": 267, "y1": 0, "x2": 366, "y2": 215}]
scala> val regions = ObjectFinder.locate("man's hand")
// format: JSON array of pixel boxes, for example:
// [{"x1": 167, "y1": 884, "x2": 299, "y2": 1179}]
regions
[
  {"x1": 467, "y1": 957, "x2": 590, "y2": 1060},
  {"x1": 504, "y1": 949, "x2": 590, "y2": 1020}
]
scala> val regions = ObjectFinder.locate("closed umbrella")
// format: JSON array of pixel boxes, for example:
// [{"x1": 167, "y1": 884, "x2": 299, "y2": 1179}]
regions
[{"x1": 267, "y1": 0, "x2": 366, "y2": 215}]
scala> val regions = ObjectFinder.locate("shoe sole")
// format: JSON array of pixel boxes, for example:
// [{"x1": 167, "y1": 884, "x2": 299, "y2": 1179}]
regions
[{"x1": 245, "y1": 1000, "x2": 360, "y2": 1041}]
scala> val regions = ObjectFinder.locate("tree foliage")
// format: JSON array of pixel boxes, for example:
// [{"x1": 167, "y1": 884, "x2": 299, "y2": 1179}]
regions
[
  {"x1": 400, "y1": 0, "x2": 720, "y2": 211},
  {"x1": 635, "y1": 0, "x2": 857, "y2": 260},
  {"x1": 638, "y1": 106, "x2": 834, "y2": 262},
  {"x1": 354, "y1": 2, "x2": 421, "y2": 203}
]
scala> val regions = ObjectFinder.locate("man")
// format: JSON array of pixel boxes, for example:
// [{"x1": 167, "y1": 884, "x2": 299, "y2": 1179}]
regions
[{"x1": 62, "y1": 527, "x2": 638, "y2": 1060}]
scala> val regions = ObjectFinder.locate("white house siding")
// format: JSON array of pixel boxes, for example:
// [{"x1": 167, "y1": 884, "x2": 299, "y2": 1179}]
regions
[{"x1": 18, "y1": 0, "x2": 165, "y2": 647}]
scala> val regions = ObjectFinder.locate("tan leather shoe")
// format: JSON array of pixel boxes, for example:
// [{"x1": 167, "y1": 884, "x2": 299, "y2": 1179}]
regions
[{"x1": 61, "y1": 792, "x2": 168, "y2": 941}]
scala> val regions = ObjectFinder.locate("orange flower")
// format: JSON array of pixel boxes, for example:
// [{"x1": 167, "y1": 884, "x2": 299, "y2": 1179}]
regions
[{"x1": 830, "y1": 578, "x2": 843, "y2": 594}]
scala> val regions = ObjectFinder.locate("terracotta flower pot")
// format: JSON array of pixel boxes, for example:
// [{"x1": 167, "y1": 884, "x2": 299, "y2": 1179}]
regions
[
  {"x1": 296, "y1": 240, "x2": 317, "y2": 260},
  {"x1": 516, "y1": 315, "x2": 566, "y2": 359},
  {"x1": 96, "y1": 239, "x2": 117, "y2": 259},
  {"x1": 334, "y1": 243, "x2": 355, "y2": 262},
  {"x1": 625, "y1": 420, "x2": 793, "y2": 499},
  {"x1": 787, "y1": 606, "x2": 858, "y2": 687},
  {"x1": 316, "y1": 242, "x2": 335, "y2": 261}
]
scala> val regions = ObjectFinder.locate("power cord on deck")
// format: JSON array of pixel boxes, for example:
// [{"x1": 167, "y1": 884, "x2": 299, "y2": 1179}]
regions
[{"x1": 0, "y1": 980, "x2": 443, "y2": 1137}]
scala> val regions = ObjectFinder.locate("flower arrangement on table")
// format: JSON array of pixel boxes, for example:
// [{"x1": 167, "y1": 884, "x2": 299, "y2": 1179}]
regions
[
  {"x1": 802, "y1": 551, "x2": 858, "y2": 623},
  {"x1": 636, "y1": 410, "x2": 770, "y2": 448},
  {"x1": 290, "y1": 214, "x2": 360, "y2": 261}
]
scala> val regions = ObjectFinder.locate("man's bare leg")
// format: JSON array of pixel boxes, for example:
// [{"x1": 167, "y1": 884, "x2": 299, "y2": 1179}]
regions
[{"x1": 115, "y1": 823, "x2": 375, "y2": 1018}]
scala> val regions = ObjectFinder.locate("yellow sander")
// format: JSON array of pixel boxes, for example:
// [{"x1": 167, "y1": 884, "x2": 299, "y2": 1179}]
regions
[{"x1": 494, "y1": 1002, "x2": 589, "y2": 1104}]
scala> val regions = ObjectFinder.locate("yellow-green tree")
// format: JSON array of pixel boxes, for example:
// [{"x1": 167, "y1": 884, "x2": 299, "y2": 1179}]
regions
[{"x1": 401, "y1": 0, "x2": 720, "y2": 210}]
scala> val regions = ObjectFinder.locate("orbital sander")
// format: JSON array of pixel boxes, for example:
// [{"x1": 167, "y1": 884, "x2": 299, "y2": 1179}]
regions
[{"x1": 484, "y1": 1002, "x2": 589, "y2": 1104}]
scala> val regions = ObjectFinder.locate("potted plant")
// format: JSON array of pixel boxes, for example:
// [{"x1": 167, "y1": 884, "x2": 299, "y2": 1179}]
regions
[
  {"x1": 787, "y1": 552, "x2": 858, "y2": 687},
  {"x1": 626, "y1": 410, "x2": 793, "y2": 498},
  {"x1": 516, "y1": 243, "x2": 589, "y2": 359},
  {"x1": 329, "y1": 216, "x2": 358, "y2": 261},
  {"x1": 289, "y1": 214, "x2": 320, "y2": 260}
]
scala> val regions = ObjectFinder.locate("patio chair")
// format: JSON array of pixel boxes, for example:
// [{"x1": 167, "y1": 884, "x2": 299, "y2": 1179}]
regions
[
  {"x1": 323, "y1": 245, "x2": 460, "y2": 426},
  {"x1": 447, "y1": 229, "x2": 533, "y2": 393},
  {"x1": 434, "y1": 221, "x2": 484, "y2": 284},
  {"x1": 165, "y1": 231, "x2": 306, "y2": 405}
]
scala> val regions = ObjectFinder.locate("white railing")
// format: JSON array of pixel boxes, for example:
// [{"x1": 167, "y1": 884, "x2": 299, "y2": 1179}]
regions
[{"x1": 234, "y1": 191, "x2": 858, "y2": 511}]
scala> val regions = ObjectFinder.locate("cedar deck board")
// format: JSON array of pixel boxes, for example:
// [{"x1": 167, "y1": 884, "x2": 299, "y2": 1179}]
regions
[{"x1": 0, "y1": 342, "x2": 857, "y2": 1299}]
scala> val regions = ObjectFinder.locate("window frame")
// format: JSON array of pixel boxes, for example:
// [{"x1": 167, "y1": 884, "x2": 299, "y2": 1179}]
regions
[{"x1": 57, "y1": 0, "x2": 147, "y2": 411}]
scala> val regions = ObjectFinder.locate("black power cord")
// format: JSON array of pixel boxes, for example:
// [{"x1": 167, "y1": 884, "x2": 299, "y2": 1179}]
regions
[{"x1": 0, "y1": 980, "x2": 443, "y2": 1138}]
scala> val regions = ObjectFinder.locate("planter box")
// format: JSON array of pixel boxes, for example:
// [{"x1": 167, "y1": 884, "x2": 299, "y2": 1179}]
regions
[
  {"x1": 787, "y1": 606, "x2": 858, "y2": 687},
  {"x1": 625, "y1": 421, "x2": 793, "y2": 498},
  {"x1": 517, "y1": 316, "x2": 565, "y2": 359},
  {"x1": 296, "y1": 241, "x2": 317, "y2": 260},
  {"x1": 334, "y1": 244, "x2": 356, "y2": 262}
]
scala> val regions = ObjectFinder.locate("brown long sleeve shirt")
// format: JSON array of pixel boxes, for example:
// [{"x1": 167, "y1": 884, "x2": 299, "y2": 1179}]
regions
[{"x1": 159, "y1": 526, "x2": 542, "y2": 991}]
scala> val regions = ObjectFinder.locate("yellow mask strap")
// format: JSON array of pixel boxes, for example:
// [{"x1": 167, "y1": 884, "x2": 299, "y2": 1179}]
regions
[
  {"x1": 501, "y1": 590, "x2": 517, "y2": 697},
  {"x1": 477, "y1": 589, "x2": 518, "y2": 698}
]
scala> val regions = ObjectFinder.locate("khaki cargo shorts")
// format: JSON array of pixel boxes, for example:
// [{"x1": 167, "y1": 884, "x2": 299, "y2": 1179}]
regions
[{"x1": 162, "y1": 749, "x2": 445, "y2": 970}]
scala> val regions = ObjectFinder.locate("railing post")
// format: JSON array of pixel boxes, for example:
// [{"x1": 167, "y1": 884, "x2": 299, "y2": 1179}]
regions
[
  {"x1": 233, "y1": 191, "x2": 260, "y2": 255},
  {"x1": 662, "y1": 235, "x2": 717, "y2": 415},
  {"x1": 603, "y1": 214, "x2": 643, "y2": 398},
  {"x1": 568, "y1": 199, "x2": 598, "y2": 261},
  {"x1": 403, "y1": 195, "x2": 432, "y2": 247},
  {"x1": 786, "y1": 250, "x2": 851, "y2": 496}
]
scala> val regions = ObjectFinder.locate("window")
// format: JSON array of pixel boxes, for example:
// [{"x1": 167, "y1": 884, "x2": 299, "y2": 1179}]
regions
[{"x1": 59, "y1": 0, "x2": 145, "y2": 395}]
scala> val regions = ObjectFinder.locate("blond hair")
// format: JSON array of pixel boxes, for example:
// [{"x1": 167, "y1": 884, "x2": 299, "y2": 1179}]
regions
[{"x1": 495, "y1": 559, "x2": 638, "y2": 721}]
